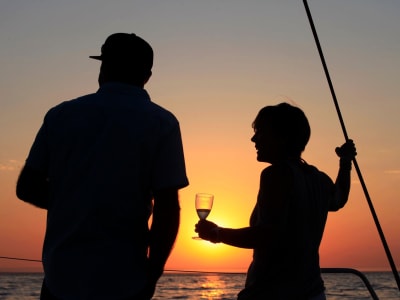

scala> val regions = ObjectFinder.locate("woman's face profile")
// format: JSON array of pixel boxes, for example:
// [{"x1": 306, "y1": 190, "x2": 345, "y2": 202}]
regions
[{"x1": 251, "y1": 123, "x2": 281, "y2": 163}]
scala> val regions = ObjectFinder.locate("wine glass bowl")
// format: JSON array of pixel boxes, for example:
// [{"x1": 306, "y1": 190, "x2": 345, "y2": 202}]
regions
[
  {"x1": 193, "y1": 193, "x2": 214, "y2": 239},
  {"x1": 195, "y1": 193, "x2": 214, "y2": 219}
]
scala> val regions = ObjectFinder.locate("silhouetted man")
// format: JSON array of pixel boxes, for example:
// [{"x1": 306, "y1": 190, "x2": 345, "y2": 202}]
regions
[{"x1": 17, "y1": 33, "x2": 189, "y2": 300}]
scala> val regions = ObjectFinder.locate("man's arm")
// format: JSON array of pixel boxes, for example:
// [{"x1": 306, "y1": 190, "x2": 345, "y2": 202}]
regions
[
  {"x1": 140, "y1": 188, "x2": 180, "y2": 298},
  {"x1": 16, "y1": 165, "x2": 49, "y2": 209}
]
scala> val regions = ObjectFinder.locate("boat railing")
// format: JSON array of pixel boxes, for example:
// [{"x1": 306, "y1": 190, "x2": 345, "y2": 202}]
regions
[{"x1": 321, "y1": 268, "x2": 379, "y2": 299}]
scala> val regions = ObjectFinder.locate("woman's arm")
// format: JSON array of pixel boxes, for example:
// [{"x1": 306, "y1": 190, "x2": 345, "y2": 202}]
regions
[
  {"x1": 331, "y1": 140, "x2": 357, "y2": 210},
  {"x1": 195, "y1": 220, "x2": 269, "y2": 248},
  {"x1": 195, "y1": 164, "x2": 292, "y2": 249}
]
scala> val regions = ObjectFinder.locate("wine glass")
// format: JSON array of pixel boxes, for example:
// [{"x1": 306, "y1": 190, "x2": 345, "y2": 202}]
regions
[{"x1": 193, "y1": 193, "x2": 214, "y2": 240}]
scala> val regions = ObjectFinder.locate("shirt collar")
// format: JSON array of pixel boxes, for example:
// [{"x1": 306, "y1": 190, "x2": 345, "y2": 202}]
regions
[{"x1": 97, "y1": 82, "x2": 150, "y2": 100}]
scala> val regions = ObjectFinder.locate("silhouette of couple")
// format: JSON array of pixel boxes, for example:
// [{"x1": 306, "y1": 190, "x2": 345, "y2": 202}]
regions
[{"x1": 17, "y1": 33, "x2": 356, "y2": 300}]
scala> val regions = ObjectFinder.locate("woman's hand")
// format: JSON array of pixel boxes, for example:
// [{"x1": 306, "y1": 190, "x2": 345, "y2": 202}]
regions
[
  {"x1": 195, "y1": 219, "x2": 219, "y2": 242},
  {"x1": 335, "y1": 139, "x2": 357, "y2": 161}
]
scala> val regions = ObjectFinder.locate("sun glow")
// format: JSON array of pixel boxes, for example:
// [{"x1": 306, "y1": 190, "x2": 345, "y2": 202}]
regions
[{"x1": 163, "y1": 187, "x2": 254, "y2": 273}]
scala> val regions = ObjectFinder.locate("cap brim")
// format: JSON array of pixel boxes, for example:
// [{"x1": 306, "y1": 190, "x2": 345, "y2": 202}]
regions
[{"x1": 89, "y1": 55, "x2": 102, "y2": 60}]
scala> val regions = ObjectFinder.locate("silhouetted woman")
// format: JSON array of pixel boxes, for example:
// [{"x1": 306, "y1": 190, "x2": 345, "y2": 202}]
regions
[{"x1": 195, "y1": 102, "x2": 356, "y2": 300}]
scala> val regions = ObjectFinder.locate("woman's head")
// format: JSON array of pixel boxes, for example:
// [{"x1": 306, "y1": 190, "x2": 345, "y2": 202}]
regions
[{"x1": 251, "y1": 102, "x2": 310, "y2": 162}]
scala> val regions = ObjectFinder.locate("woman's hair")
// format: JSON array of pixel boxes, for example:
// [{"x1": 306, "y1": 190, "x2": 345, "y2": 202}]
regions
[{"x1": 252, "y1": 102, "x2": 311, "y2": 156}]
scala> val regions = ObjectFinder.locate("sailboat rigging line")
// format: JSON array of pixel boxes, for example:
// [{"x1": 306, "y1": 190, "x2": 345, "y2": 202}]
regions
[
  {"x1": 303, "y1": 0, "x2": 400, "y2": 291},
  {"x1": 0, "y1": 256, "x2": 42, "y2": 263}
]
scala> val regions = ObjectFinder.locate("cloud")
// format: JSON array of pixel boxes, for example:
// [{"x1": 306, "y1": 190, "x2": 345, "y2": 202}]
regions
[
  {"x1": 0, "y1": 160, "x2": 22, "y2": 172},
  {"x1": 384, "y1": 170, "x2": 400, "y2": 175}
]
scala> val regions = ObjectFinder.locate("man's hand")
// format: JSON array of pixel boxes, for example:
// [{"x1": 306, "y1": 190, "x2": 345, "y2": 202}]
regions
[{"x1": 133, "y1": 280, "x2": 157, "y2": 300}]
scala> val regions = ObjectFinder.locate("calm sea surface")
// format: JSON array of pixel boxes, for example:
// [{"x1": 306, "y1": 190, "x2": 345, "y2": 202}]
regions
[{"x1": 0, "y1": 271, "x2": 399, "y2": 299}]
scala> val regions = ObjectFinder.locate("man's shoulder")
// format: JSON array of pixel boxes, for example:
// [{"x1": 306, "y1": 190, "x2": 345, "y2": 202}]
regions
[
  {"x1": 147, "y1": 101, "x2": 178, "y2": 121},
  {"x1": 47, "y1": 92, "x2": 98, "y2": 112},
  {"x1": 40, "y1": 93, "x2": 98, "y2": 126}
]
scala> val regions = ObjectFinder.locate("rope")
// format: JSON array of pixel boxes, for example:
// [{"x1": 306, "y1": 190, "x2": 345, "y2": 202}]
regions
[
  {"x1": 303, "y1": 0, "x2": 400, "y2": 291},
  {"x1": 0, "y1": 256, "x2": 42, "y2": 263}
]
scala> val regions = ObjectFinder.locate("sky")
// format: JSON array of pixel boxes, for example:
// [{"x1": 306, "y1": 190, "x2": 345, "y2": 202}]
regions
[{"x1": 0, "y1": 0, "x2": 399, "y2": 275}]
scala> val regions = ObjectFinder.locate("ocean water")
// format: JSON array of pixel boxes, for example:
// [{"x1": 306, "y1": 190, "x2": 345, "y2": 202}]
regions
[{"x1": 0, "y1": 271, "x2": 399, "y2": 299}]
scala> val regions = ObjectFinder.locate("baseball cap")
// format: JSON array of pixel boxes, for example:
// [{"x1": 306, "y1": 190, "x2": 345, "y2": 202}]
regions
[{"x1": 89, "y1": 33, "x2": 153, "y2": 71}]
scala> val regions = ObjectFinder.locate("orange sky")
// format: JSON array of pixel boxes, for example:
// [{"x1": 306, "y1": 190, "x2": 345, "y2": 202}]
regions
[{"x1": 1, "y1": 1, "x2": 400, "y2": 274}]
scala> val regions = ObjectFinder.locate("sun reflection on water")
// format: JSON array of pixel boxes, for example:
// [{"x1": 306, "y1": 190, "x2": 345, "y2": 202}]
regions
[{"x1": 199, "y1": 275, "x2": 227, "y2": 299}]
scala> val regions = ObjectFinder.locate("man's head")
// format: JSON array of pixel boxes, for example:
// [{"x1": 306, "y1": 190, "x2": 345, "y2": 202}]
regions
[{"x1": 90, "y1": 33, "x2": 153, "y2": 87}]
